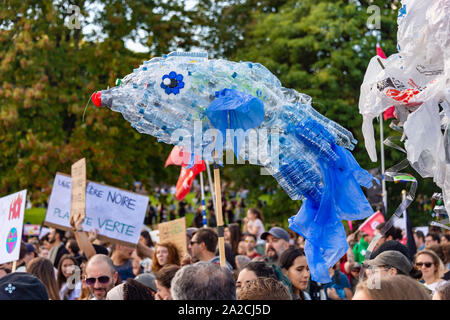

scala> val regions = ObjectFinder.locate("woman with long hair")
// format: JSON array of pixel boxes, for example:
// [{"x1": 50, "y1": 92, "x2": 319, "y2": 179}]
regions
[
  {"x1": 415, "y1": 249, "x2": 446, "y2": 294},
  {"x1": 225, "y1": 223, "x2": 242, "y2": 257},
  {"x1": 27, "y1": 257, "x2": 60, "y2": 300},
  {"x1": 152, "y1": 242, "x2": 181, "y2": 273},
  {"x1": 280, "y1": 247, "x2": 311, "y2": 300},
  {"x1": 56, "y1": 254, "x2": 81, "y2": 300}
]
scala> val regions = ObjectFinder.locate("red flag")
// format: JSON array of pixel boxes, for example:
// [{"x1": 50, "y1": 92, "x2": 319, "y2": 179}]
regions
[
  {"x1": 358, "y1": 211, "x2": 385, "y2": 236},
  {"x1": 376, "y1": 43, "x2": 387, "y2": 59},
  {"x1": 383, "y1": 106, "x2": 396, "y2": 120},
  {"x1": 175, "y1": 161, "x2": 206, "y2": 201},
  {"x1": 165, "y1": 146, "x2": 190, "y2": 167},
  {"x1": 165, "y1": 146, "x2": 203, "y2": 167}
]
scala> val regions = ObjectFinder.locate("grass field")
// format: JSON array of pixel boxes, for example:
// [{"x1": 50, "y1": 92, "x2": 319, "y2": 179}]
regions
[{"x1": 24, "y1": 207, "x2": 47, "y2": 225}]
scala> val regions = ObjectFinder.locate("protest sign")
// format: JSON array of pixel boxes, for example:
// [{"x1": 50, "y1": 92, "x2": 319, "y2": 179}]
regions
[
  {"x1": 70, "y1": 158, "x2": 86, "y2": 227},
  {"x1": 23, "y1": 224, "x2": 41, "y2": 237},
  {"x1": 44, "y1": 173, "x2": 148, "y2": 246},
  {"x1": 158, "y1": 217, "x2": 186, "y2": 257},
  {"x1": 0, "y1": 190, "x2": 27, "y2": 265}
]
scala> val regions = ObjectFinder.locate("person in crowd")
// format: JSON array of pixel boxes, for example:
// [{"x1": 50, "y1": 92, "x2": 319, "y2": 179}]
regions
[
  {"x1": 348, "y1": 262, "x2": 361, "y2": 293},
  {"x1": 364, "y1": 250, "x2": 422, "y2": 280},
  {"x1": 238, "y1": 277, "x2": 291, "y2": 300},
  {"x1": 225, "y1": 201, "x2": 235, "y2": 224},
  {"x1": 414, "y1": 230, "x2": 426, "y2": 251},
  {"x1": 208, "y1": 208, "x2": 217, "y2": 228},
  {"x1": 237, "y1": 240, "x2": 247, "y2": 256},
  {"x1": 65, "y1": 239, "x2": 80, "y2": 258},
  {"x1": 425, "y1": 232, "x2": 441, "y2": 248},
  {"x1": 243, "y1": 208, "x2": 265, "y2": 247},
  {"x1": 188, "y1": 228, "x2": 233, "y2": 270},
  {"x1": 131, "y1": 251, "x2": 143, "y2": 276},
  {"x1": 353, "y1": 275, "x2": 431, "y2": 300},
  {"x1": 415, "y1": 249, "x2": 446, "y2": 294},
  {"x1": 323, "y1": 263, "x2": 352, "y2": 300},
  {"x1": 225, "y1": 223, "x2": 242, "y2": 258},
  {"x1": 47, "y1": 228, "x2": 69, "y2": 268},
  {"x1": 369, "y1": 239, "x2": 413, "y2": 261},
  {"x1": 236, "y1": 261, "x2": 278, "y2": 295},
  {"x1": 57, "y1": 254, "x2": 81, "y2": 300},
  {"x1": 427, "y1": 243, "x2": 445, "y2": 264},
  {"x1": 134, "y1": 272, "x2": 157, "y2": 298},
  {"x1": 353, "y1": 231, "x2": 370, "y2": 264},
  {"x1": 243, "y1": 233, "x2": 262, "y2": 260},
  {"x1": 235, "y1": 255, "x2": 251, "y2": 273},
  {"x1": 178, "y1": 200, "x2": 187, "y2": 218},
  {"x1": 374, "y1": 223, "x2": 403, "y2": 247},
  {"x1": 442, "y1": 234, "x2": 450, "y2": 245},
  {"x1": 192, "y1": 208, "x2": 203, "y2": 228},
  {"x1": 137, "y1": 230, "x2": 154, "y2": 273},
  {"x1": 0, "y1": 272, "x2": 49, "y2": 300},
  {"x1": 154, "y1": 264, "x2": 180, "y2": 300},
  {"x1": 442, "y1": 243, "x2": 450, "y2": 280},
  {"x1": 27, "y1": 257, "x2": 60, "y2": 300},
  {"x1": 279, "y1": 247, "x2": 311, "y2": 300},
  {"x1": 106, "y1": 278, "x2": 155, "y2": 300},
  {"x1": 110, "y1": 244, "x2": 135, "y2": 282},
  {"x1": 152, "y1": 242, "x2": 181, "y2": 273},
  {"x1": 432, "y1": 280, "x2": 450, "y2": 300},
  {"x1": 261, "y1": 227, "x2": 290, "y2": 265},
  {"x1": 16, "y1": 242, "x2": 36, "y2": 272},
  {"x1": 39, "y1": 245, "x2": 49, "y2": 259},
  {"x1": 85, "y1": 254, "x2": 119, "y2": 300},
  {"x1": 171, "y1": 261, "x2": 236, "y2": 300}
]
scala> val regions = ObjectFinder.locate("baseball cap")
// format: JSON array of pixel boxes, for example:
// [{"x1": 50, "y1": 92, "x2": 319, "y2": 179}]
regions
[
  {"x1": 134, "y1": 273, "x2": 157, "y2": 292},
  {"x1": 25, "y1": 243, "x2": 36, "y2": 254},
  {"x1": 261, "y1": 227, "x2": 289, "y2": 242},
  {"x1": 186, "y1": 227, "x2": 198, "y2": 239},
  {"x1": 364, "y1": 250, "x2": 413, "y2": 275},
  {"x1": 0, "y1": 272, "x2": 49, "y2": 300}
]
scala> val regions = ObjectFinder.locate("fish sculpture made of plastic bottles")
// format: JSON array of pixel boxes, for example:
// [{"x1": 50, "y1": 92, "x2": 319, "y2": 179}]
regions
[{"x1": 92, "y1": 51, "x2": 377, "y2": 283}]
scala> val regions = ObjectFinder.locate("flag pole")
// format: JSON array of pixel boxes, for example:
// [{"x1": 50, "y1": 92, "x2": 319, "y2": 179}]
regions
[
  {"x1": 212, "y1": 151, "x2": 226, "y2": 267},
  {"x1": 199, "y1": 171, "x2": 207, "y2": 228},
  {"x1": 376, "y1": 57, "x2": 388, "y2": 216},
  {"x1": 380, "y1": 114, "x2": 388, "y2": 215},
  {"x1": 205, "y1": 161, "x2": 217, "y2": 215}
]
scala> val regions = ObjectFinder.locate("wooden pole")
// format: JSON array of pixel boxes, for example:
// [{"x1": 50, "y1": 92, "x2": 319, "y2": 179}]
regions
[
  {"x1": 213, "y1": 151, "x2": 226, "y2": 268},
  {"x1": 12, "y1": 260, "x2": 17, "y2": 272}
]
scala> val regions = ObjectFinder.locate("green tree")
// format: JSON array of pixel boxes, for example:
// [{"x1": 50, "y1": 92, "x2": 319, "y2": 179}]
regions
[{"x1": 0, "y1": 0, "x2": 194, "y2": 203}]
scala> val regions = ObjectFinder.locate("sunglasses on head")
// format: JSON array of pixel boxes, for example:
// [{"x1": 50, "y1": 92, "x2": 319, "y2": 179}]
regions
[
  {"x1": 85, "y1": 276, "x2": 110, "y2": 286},
  {"x1": 416, "y1": 262, "x2": 433, "y2": 268}
]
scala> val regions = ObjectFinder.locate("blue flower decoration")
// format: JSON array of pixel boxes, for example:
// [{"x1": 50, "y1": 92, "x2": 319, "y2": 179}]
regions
[{"x1": 160, "y1": 71, "x2": 185, "y2": 95}]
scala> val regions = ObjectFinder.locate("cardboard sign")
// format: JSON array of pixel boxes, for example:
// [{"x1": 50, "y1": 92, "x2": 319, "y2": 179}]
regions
[
  {"x1": 0, "y1": 190, "x2": 27, "y2": 264},
  {"x1": 70, "y1": 158, "x2": 86, "y2": 227},
  {"x1": 23, "y1": 224, "x2": 41, "y2": 237},
  {"x1": 158, "y1": 217, "x2": 187, "y2": 257},
  {"x1": 44, "y1": 173, "x2": 148, "y2": 246}
]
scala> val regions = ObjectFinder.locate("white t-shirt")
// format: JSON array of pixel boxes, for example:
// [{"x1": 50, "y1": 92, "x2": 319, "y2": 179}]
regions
[
  {"x1": 248, "y1": 218, "x2": 265, "y2": 242},
  {"x1": 425, "y1": 280, "x2": 445, "y2": 294}
]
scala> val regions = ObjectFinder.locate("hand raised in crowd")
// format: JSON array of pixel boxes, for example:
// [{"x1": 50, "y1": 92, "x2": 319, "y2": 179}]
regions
[{"x1": 88, "y1": 229, "x2": 99, "y2": 243}]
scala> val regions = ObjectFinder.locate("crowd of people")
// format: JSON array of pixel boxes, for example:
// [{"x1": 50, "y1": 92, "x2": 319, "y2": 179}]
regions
[{"x1": 0, "y1": 205, "x2": 449, "y2": 301}]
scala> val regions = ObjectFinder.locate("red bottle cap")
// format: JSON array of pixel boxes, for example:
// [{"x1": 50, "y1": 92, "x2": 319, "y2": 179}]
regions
[{"x1": 92, "y1": 91, "x2": 102, "y2": 107}]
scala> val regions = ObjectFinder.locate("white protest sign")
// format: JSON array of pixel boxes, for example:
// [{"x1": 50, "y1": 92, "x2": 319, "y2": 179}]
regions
[
  {"x1": 45, "y1": 173, "x2": 148, "y2": 246},
  {"x1": 0, "y1": 190, "x2": 27, "y2": 265},
  {"x1": 23, "y1": 224, "x2": 41, "y2": 237}
]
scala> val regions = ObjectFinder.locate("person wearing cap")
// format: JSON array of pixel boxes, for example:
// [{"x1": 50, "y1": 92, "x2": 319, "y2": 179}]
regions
[
  {"x1": 0, "y1": 272, "x2": 49, "y2": 300},
  {"x1": 15, "y1": 242, "x2": 37, "y2": 273},
  {"x1": 364, "y1": 250, "x2": 421, "y2": 280},
  {"x1": 134, "y1": 272, "x2": 157, "y2": 294},
  {"x1": 261, "y1": 227, "x2": 290, "y2": 265}
]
